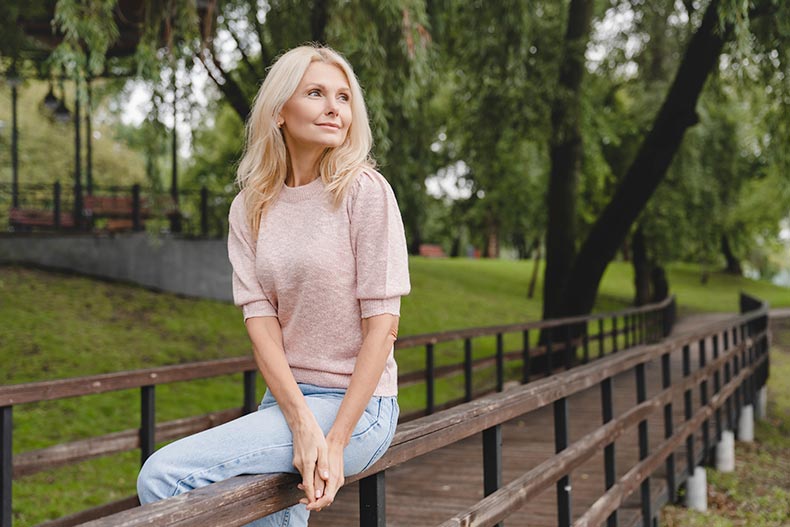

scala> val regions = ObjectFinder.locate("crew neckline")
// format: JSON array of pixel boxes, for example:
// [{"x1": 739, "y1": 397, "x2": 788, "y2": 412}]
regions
[{"x1": 279, "y1": 176, "x2": 326, "y2": 202}]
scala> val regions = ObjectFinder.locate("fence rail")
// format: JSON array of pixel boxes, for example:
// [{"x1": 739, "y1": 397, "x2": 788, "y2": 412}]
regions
[{"x1": 73, "y1": 293, "x2": 769, "y2": 527}]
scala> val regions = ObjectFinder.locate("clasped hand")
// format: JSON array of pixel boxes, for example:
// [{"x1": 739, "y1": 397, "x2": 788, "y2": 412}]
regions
[{"x1": 292, "y1": 420, "x2": 345, "y2": 512}]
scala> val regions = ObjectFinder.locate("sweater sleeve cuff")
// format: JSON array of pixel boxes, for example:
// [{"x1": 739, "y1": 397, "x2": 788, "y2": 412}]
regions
[
  {"x1": 360, "y1": 297, "x2": 401, "y2": 318},
  {"x1": 243, "y1": 300, "x2": 278, "y2": 320}
]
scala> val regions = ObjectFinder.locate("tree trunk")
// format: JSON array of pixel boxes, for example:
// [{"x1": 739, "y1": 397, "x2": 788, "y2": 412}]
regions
[
  {"x1": 542, "y1": 0, "x2": 596, "y2": 320},
  {"x1": 553, "y1": 0, "x2": 728, "y2": 318},
  {"x1": 632, "y1": 227, "x2": 651, "y2": 306},
  {"x1": 651, "y1": 264, "x2": 669, "y2": 302},
  {"x1": 528, "y1": 236, "x2": 541, "y2": 299},
  {"x1": 721, "y1": 234, "x2": 742, "y2": 275}
]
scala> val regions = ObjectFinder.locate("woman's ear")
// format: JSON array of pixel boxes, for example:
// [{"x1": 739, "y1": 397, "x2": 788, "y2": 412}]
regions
[{"x1": 276, "y1": 115, "x2": 284, "y2": 128}]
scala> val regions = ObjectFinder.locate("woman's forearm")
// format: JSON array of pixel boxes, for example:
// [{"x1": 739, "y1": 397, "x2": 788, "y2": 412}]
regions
[
  {"x1": 327, "y1": 314, "x2": 399, "y2": 447},
  {"x1": 245, "y1": 316, "x2": 313, "y2": 429}
]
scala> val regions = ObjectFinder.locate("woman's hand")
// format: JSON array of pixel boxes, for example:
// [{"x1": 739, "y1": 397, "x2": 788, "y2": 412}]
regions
[
  {"x1": 291, "y1": 417, "x2": 330, "y2": 507},
  {"x1": 300, "y1": 436, "x2": 345, "y2": 511}
]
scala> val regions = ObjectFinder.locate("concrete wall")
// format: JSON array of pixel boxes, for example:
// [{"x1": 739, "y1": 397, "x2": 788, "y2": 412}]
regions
[{"x1": 0, "y1": 233, "x2": 233, "y2": 301}]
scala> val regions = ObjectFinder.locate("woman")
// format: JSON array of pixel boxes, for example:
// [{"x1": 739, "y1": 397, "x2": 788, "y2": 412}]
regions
[{"x1": 137, "y1": 45, "x2": 410, "y2": 526}]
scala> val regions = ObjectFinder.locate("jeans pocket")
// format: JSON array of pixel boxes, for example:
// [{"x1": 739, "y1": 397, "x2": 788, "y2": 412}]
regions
[{"x1": 355, "y1": 398, "x2": 398, "y2": 473}]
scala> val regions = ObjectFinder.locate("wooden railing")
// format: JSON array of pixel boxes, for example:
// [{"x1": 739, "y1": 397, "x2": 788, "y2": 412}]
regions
[
  {"x1": 68, "y1": 294, "x2": 769, "y2": 527},
  {"x1": 0, "y1": 297, "x2": 675, "y2": 527}
]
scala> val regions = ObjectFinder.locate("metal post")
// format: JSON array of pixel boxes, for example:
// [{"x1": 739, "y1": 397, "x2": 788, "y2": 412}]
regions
[
  {"x1": 86, "y1": 76, "x2": 93, "y2": 196},
  {"x1": 482, "y1": 425, "x2": 503, "y2": 527},
  {"x1": 1, "y1": 406, "x2": 12, "y2": 527},
  {"x1": 243, "y1": 370, "x2": 258, "y2": 414},
  {"x1": 464, "y1": 338, "x2": 473, "y2": 402},
  {"x1": 200, "y1": 186, "x2": 209, "y2": 237},
  {"x1": 522, "y1": 330, "x2": 530, "y2": 384},
  {"x1": 141, "y1": 385, "x2": 156, "y2": 464},
  {"x1": 699, "y1": 339, "x2": 710, "y2": 464},
  {"x1": 554, "y1": 397, "x2": 571, "y2": 527},
  {"x1": 612, "y1": 317, "x2": 618, "y2": 353},
  {"x1": 563, "y1": 325, "x2": 573, "y2": 370},
  {"x1": 426, "y1": 343, "x2": 434, "y2": 415},
  {"x1": 724, "y1": 330, "x2": 734, "y2": 431},
  {"x1": 170, "y1": 66, "x2": 182, "y2": 234},
  {"x1": 582, "y1": 323, "x2": 590, "y2": 364},
  {"x1": 359, "y1": 472, "x2": 386, "y2": 527},
  {"x1": 601, "y1": 377, "x2": 617, "y2": 527},
  {"x1": 713, "y1": 334, "x2": 722, "y2": 441},
  {"x1": 598, "y1": 318, "x2": 605, "y2": 358},
  {"x1": 10, "y1": 76, "x2": 19, "y2": 209},
  {"x1": 53, "y1": 182, "x2": 62, "y2": 229},
  {"x1": 661, "y1": 352, "x2": 676, "y2": 502},
  {"x1": 496, "y1": 333, "x2": 504, "y2": 392},
  {"x1": 73, "y1": 75, "x2": 83, "y2": 230},
  {"x1": 132, "y1": 184, "x2": 142, "y2": 231},
  {"x1": 683, "y1": 345, "x2": 694, "y2": 475},
  {"x1": 636, "y1": 363, "x2": 651, "y2": 526}
]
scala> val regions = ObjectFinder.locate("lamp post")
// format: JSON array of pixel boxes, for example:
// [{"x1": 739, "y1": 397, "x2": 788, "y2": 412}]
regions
[
  {"x1": 73, "y1": 74, "x2": 83, "y2": 229},
  {"x1": 8, "y1": 65, "x2": 21, "y2": 209}
]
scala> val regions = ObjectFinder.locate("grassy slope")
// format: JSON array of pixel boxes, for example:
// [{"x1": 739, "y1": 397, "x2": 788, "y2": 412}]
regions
[{"x1": 2, "y1": 258, "x2": 789, "y2": 525}]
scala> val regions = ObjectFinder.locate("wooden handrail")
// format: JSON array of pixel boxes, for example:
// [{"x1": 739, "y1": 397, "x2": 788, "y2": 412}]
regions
[
  {"x1": 78, "y1": 304, "x2": 767, "y2": 527},
  {"x1": 0, "y1": 296, "x2": 675, "y2": 407}
]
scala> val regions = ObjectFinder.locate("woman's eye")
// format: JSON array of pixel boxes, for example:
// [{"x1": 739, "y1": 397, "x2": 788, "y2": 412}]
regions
[
  {"x1": 338, "y1": 93, "x2": 350, "y2": 102},
  {"x1": 308, "y1": 89, "x2": 321, "y2": 96}
]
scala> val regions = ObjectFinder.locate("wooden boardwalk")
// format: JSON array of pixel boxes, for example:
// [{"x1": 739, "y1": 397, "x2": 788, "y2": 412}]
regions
[{"x1": 311, "y1": 317, "x2": 731, "y2": 527}]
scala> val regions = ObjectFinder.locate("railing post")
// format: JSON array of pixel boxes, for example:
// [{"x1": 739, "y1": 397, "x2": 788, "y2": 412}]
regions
[
  {"x1": 546, "y1": 329, "x2": 554, "y2": 376},
  {"x1": 554, "y1": 397, "x2": 571, "y2": 527},
  {"x1": 243, "y1": 370, "x2": 258, "y2": 414},
  {"x1": 724, "y1": 330, "x2": 734, "y2": 431},
  {"x1": 359, "y1": 472, "x2": 386, "y2": 527},
  {"x1": 699, "y1": 338, "x2": 711, "y2": 464},
  {"x1": 464, "y1": 338, "x2": 473, "y2": 402},
  {"x1": 563, "y1": 325, "x2": 573, "y2": 370},
  {"x1": 53, "y1": 181, "x2": 62, "y2": 229},
  {"x1": 200, "y1": 186, "x2": 209, "y2": 237},
  {"x1": 582, "y1": 323, "x2": 590, "y2": 364},
  {"x1": 132, "y1": 184, "x2": 142, "y2": 232},
  {"x1": 661, "y1": 352, "x2": 676, "y2": 503},
  {"x1": 682, "y1": 344, "x2": 694, "y2": 475},
  {"x1": 521, "y1": 330, "x2": 530, "y2": 384},
  {"x1": 601, "y1": 377, "x2": 617, "y2": 527},
  {"x1": 636, "y1": 363, "x2": 651, "y2": 526},
  {"x1": 140, "y1": 385, "x2": 156, "y2": 465},
  {"x1": 598, "y1": 318, "x2": 605, "y2": 358},
  {"x1": 496, "y1": 333, "x2": 504, "y2": 392},
  {"x1": 611, "y1": 316, "x2": 618, "y2": 353},
  {"x1": 426, "y1": 343, "x2": 435, "y2": 415},
  {"x1": 712, "y1": 334, "x2": 722, "y2": 442},
  {"x1": 1, "y1": 406, "x2": 12, "y2": 527},
  {"x1": 482, "y1": 424, "x2": 503, "y2": 527}
]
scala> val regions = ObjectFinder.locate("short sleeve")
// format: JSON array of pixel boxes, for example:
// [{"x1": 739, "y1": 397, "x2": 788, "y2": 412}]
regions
[
  {"x1": 227, "y1": 193, "x2": 278, "y2": 320},
  {"x1": 348, "y1": 171, "x2": 411, "y2": 318}
]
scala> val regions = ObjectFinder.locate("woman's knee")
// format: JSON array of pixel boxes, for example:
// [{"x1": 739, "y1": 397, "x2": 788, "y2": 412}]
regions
[{"x1": 137, "y1": 448, "x2": 180, "y2": 503}]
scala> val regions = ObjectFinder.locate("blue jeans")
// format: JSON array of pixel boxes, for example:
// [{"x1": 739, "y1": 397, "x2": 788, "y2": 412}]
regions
[{"x1": 137, "y1": 383, "x2": 399, "y2": 527}]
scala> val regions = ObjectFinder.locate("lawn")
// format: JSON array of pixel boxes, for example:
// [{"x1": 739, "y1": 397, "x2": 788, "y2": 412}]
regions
[{"x1": 1, "y1": 258, "x2": 789, "y2": 525}]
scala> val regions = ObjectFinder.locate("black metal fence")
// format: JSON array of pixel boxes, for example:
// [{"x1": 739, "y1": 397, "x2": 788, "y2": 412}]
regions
[{"x1": 0, "y1": 182, "x2": 232, "y2": 238}]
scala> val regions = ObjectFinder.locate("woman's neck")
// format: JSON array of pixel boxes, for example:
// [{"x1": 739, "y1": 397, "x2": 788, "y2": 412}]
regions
[{"x1": 286, "y1": 148, "x2": 323, "y2": 187}]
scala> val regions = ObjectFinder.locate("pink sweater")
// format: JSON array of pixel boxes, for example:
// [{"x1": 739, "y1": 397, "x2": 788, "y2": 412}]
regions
[{"x1": 227, "y1": 170, "x2": 410, "y2": 396}]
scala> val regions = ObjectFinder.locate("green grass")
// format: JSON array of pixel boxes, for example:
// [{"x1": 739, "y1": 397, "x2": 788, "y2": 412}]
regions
[{"x1": 2, "y1": 258, "x2": 790, "y2": 525}]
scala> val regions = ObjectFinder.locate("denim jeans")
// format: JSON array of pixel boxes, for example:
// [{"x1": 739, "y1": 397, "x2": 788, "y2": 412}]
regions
[{"x1": 137, "y1": 383, "x2": 399, "y2": 527}]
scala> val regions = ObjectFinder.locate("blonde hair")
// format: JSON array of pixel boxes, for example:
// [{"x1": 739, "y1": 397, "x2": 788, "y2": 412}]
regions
[{"x1": 235, "y1": 44, "x2": 375, "y2": 236}]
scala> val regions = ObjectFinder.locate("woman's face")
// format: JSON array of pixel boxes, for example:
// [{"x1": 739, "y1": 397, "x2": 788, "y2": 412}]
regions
[{"x1": 279, "y1": 61, "x2": 353, "y2": 155}]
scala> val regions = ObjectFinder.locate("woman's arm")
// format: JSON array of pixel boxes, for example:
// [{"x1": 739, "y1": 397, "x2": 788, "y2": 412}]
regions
[
  {"x1": 304, "y1": 313, "x2": 399, "y2": 511},
  {"x1": 244, "y1": 316, "x2": 330, "y2": 506}
]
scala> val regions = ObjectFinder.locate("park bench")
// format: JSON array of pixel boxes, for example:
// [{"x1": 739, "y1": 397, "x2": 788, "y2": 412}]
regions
[
  {"x1": 83, "y1": 194, "x2": 150, "y2": 232},
  {"x1": 418, "y1": 243, "x2": 446, "y2": 258},
  {"x1": 9, "y1": 207, "x2": 75, "y2": 230}
]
